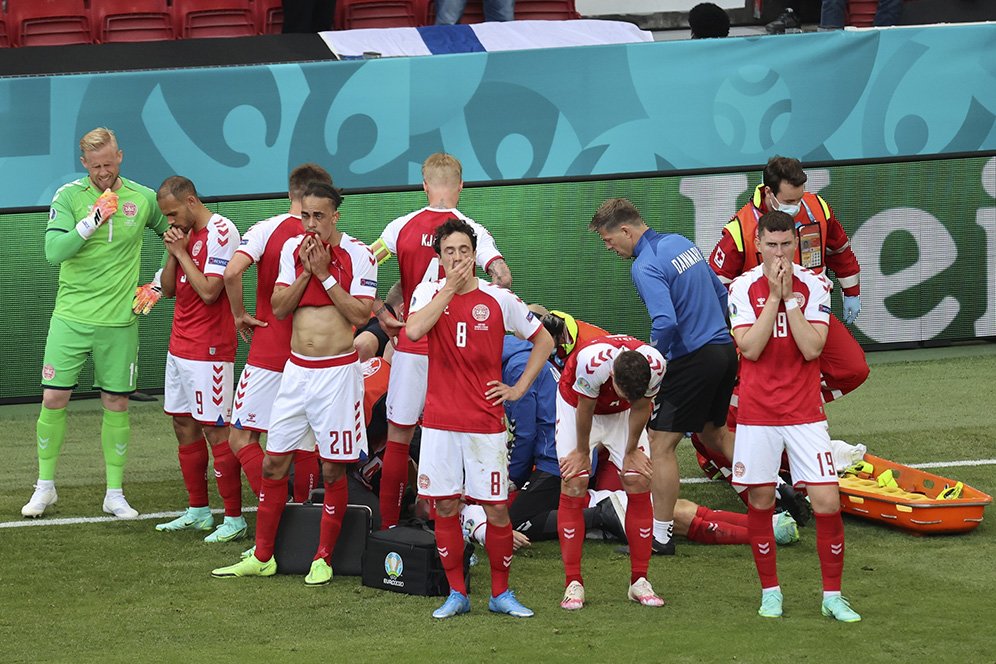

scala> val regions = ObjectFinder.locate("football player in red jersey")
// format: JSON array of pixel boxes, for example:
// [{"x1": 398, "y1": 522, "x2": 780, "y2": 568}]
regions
[
  {"x1": 728, "y1": 210, "x2": 860, "y2": 623},
  {"x1": 222, "y1": 165, "x2": 334, "y2": 507},
  {"x1": 212, "y1": 182, "x2": 377, "y2": 586},
  {"x1": 153, "y1": 176, "x2": 245, "y2": 543},
  {"x1": 406, "y1": 218, "x2": 553, "y2": 619},
  {"x1": 370, "y1": 153, "x2": 512, "y2": 530}
]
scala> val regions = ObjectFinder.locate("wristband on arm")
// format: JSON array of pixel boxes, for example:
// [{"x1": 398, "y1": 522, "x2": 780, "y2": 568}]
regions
[{"x1": 322, "y1": 275, "x2": 338, "y2": 291}]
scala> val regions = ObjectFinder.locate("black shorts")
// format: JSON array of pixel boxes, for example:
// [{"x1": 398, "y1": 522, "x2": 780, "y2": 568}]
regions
[{"x1": 650, "y1": 342, "x2": 737, "y2": 433}]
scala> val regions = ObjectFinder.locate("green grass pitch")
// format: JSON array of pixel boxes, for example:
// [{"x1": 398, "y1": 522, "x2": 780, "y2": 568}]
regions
[{"x1": 0, "y1": 346, "x2": 994, "y2": 663}]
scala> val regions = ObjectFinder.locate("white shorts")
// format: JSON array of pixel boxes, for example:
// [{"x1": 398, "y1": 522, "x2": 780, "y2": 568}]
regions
[
  {"x1": 231, "y1": 364, "x2": 281, "y2": 432},
  {"x1": 266, "y1": 351, "x2": 367, "y2": 463},
  {"x1": 164, "y1": 353, "x2": 233, "y2": 426},
  {"x1": 555, "y1": 392, "x2": 650, "y2": 477},
  {"x1": 385, "y1": 350, "x2": 427, "y2": 427},
  {"x1": 731, "y1": 422, "x2": 838, "y2": 488},
  {"x1": 416, "y1": 427, "x2": 509, "y2": 503}
]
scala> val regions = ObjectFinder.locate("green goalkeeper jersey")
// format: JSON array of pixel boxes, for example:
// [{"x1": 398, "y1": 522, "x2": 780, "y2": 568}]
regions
[{"x1": 47, "y1": 176, "x2": 169, "y2": 326}]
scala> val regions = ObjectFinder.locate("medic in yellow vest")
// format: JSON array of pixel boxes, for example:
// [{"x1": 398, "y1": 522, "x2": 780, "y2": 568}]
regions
[{"x1": 708, "y1": 156, "x2": 868, "y2": 403}]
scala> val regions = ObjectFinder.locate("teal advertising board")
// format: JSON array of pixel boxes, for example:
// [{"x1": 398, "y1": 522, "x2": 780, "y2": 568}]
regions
[{"x1": 1, "y1": 23, "x2": 994, "y2": 209}]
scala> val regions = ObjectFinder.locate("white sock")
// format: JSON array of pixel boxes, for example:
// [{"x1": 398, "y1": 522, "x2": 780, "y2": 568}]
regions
[
  {"x1": 823, "y1": 590, "x2": 842, "y2": 600},
  {"x1": 762, "y1": 585, "x2": 781, "y2": 594},
  {"x1": 653, "y1": 519, "x2": 673, "y2": 543},
  {"x1": 36, "y1": 479, "x2": 55, "y2": 491},
  {"x1": 587, "y1": 489, "x2": 612, "y2": 506},
  {"x1": 105, "y1": 488, "x2": 123, "y2": 497}
]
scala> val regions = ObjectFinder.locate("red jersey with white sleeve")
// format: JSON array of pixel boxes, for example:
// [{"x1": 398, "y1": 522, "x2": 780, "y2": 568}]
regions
[
  {"x1": 409, "y1": 279, "x2": 541, "y2": 434},
  {"x1": 377, "y1": 207, "x2": 503, "y2": 355},
  {"x1": 169, "y1": 214, "x2": 239, "y2": 362},
  {"x1": 275, "y1": 232, "x2": 378, "y2": 307},
  {"x1": 234, "y1": 213, "x2": 302, "y2": 371},
  {"x1": 558, "y1": 335, "x2": 666, "y2": 415},
  {"x1": 728, "y1": 264, "x2": 833, "y2": 425}
]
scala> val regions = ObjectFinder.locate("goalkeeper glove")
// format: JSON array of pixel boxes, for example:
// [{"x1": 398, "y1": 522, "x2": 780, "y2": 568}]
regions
[
  {"x1": 75, "y1": 189, "x2": 119, "y2": 240},
  {"x1": 133, "y1": 283, "x2": 163, "y2": 315}
]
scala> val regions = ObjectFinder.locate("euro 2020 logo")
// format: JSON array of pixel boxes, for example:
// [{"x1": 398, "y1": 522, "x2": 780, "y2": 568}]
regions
[{"x1": 385, "y1": 552, "x2": 403, "y2": 579}]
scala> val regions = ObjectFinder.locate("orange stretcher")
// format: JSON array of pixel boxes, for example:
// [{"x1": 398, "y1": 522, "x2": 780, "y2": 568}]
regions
[{"x1": 837, "y1": 454, "x2": 992, "y2": 534}]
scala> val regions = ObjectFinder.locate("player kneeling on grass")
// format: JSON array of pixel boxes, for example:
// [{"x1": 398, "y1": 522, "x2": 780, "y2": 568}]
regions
[
  {"x1": 211, "y1": 182, "x2": 377, "y2": 585},
  {"x1": 728, "y1": 210, "x2": 860, "y2": 623},
  {"x1": 153, "y1": 176, "x2": 247, "y2": 543},
  {"x1": 406, "y1": 218, "x2": 554, "y2": 619},
  {"x1": 556, "y1": 336, "x2": 667, "y2": 610}
]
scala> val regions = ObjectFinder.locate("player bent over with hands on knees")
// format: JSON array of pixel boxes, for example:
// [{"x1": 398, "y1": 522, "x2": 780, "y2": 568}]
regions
[
  {"x1": 557, "y1": 336, "x2": 667, "y2": 610},
  {"x1": 212, "y1": 182, "x2": 377, "y2": 585},
  {"x1": 405, "y1": 218, "x2": 554, "y2": 619},
  {"x1": 24, "y1": 127, "x2": 171, "y2": 519},
  {"x1": 152, "y1": 177, "x2": 247, "y2": 542},
  {"x1": 728, "y1": 210, "x2": 860, "y2": 623}
]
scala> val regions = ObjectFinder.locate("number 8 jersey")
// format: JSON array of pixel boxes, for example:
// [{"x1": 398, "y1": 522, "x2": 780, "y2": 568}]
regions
[
  {"x1": 728, "y1": 263, "x2": 832, "y2": 426},
  {"x1": 409, "y1": 279, "x2": 542, "y2": 434}
]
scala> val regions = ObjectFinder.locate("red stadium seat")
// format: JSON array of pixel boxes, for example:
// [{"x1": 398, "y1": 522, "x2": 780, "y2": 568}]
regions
[
  {"x1": 514, "y1": 0, "x2": 581, "y2": 20},
  {"x1": 171, "y1": 0, "x2": 257, "y2": 39},
  {"x1": 846, "y1": 0, "x2": 877, "y2": 26},
  {"x1": 91, "y1": 0, "x2": 174, "y2": 44},
  {"x1": 336, "y1": 0, "x2": 424, "y2": 30},
  {"x1": 253, "y1": 0, "x2": 284, "y2": 34},
  {"x1": 6, "y1": 0, "x2": 92, "y2": 47}
]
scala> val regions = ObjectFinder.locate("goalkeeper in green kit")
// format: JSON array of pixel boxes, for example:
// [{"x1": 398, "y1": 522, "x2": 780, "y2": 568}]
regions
[{"x1": 22, "y1": 127, "x2": 170, "y2": 519}]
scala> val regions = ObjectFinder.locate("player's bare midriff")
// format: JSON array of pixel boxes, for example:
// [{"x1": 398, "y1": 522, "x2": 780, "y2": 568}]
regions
[{"x1": 291, "y1": 305, "x2": 355, "y2": 357}]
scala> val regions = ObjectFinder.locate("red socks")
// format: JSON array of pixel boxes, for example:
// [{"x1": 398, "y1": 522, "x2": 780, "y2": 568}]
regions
[
  {"x1": 485, "y1": 520, "x2": 513, "y2": 597},
  {"x1": 687, "y1": 515, "x2": 748, "y2": 545},
  {"x1": 253, "y1": 476, "x2": 289, "y2": 563},
  {"x1": 234, "y1": 443, "x2": 264, "y2": 497},
  {"x1": 748, "y1": 503, "x2": 779, "y2": 589},
  {"x1": 177, "y1": 439, "x2": 209, "y2": 508},
  {"x1": 697, "y1": 505, "x2": 749, "y2": 527},
  {"x1": 625, "y1": 491, "x2": 653, "y2": 584},
  {"x1": 815, "y1": 511, "x2": 845, "y2": 592},
  {"x1": 434, "y1": 514, "x2": 467, "y2": 595},
  {"x1": 557, "y1": 493, "x2": 587, "y2": 586},
  {"x1": 293, "y1": 449, "x2": 320, "y2": 502},
  {"x1": 314, "y1": 476, "x2": 348, "y2": 563},
  {"x1": 211, "y1": 441, "x2": 242, "y2": 517},
  {"x1": 379, "y1": 440, "x2": 410, "y2": 529}
]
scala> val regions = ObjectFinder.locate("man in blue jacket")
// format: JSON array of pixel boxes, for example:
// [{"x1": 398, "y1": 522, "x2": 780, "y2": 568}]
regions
[{"x1": 589, "y1": 198, "x2": 738, "y2": 556}]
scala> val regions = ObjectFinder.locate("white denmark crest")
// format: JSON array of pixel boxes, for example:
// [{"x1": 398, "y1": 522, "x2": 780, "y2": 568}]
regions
[{"x1": 472, "y1": 304, "x2": 490, "y2": 322}]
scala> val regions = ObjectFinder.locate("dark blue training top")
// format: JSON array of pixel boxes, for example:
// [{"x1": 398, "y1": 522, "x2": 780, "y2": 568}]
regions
[
  {"x1": 631, "y1": 228, "x2": 731, "y2": 361},
  {"x1": 502, "y1": 336, "x2": 560, "y2": 485}
]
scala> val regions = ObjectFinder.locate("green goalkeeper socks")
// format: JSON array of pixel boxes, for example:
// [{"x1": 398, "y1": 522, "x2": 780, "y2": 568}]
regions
[
  {"x1": 36, "y1": 406, "x2": 68, "y2": 481},
  {"x1": 101, "y1": 408, "x2": 130, "y2": 490}
]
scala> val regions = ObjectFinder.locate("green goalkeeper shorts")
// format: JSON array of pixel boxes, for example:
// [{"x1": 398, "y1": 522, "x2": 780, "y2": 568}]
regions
[{"x1": 41, "y1": 315, "x2": 139, "y2": 393}]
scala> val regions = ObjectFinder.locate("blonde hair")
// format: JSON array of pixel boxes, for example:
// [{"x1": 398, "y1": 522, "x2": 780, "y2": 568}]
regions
[
  {"x1": 79, "y1": 127, "x2": 118, "y2": 155},
  {"x1": 421, "y1": 153, "x2": 462, "y2": 188}
]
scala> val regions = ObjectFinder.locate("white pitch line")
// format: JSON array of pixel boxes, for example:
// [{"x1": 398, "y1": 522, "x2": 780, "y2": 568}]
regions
[
  {"x1": 908, "y1": 458, "x2": 996, "y2": 469},
  {"x1": 0, "y1": 506, "x2": 256, "y2": 530},
  {"x1": 2, "y1": 458, "x2": 993, "y2": 530}
]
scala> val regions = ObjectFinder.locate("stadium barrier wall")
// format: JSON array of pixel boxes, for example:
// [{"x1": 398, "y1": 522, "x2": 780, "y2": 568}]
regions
[
  {"x1": 0, "y1": 23, "x2": 994, "y2": 209},
  {"x1": 2, "y1": 155, "x2": 993, "y2": 402}
]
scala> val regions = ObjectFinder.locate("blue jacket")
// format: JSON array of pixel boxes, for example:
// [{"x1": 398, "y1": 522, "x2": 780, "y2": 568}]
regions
[
  {"x1": 502, "y1": 336, "x2": 559, "y2": 485},
  {"x1": 631, "y1": 228, "x2": 731, "y2": 360}
]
